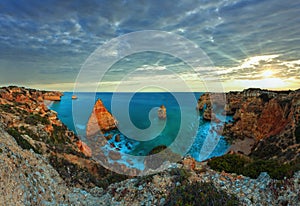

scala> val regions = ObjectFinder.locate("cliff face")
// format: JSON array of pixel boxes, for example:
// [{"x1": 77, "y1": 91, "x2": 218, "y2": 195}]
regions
[
  {"x1": 0, "y1": 86, "x2": 127, "y2": 192},
  {"x1": 198, "y1": 88, "x2": 300, "y2": 162},
  {"x1": 86, "y1": 99, "x2": 117, "y2": 137}
]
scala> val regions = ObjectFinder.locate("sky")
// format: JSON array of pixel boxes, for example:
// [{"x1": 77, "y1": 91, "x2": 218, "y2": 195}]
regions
[{"x1": 0, "y1": 0, "x2": 299, "y2": 92}]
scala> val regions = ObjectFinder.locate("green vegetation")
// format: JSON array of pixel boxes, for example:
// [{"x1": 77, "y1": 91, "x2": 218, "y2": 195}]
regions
[
  {"x1": 0, "y1": 104, "x2": 14, "y2": 113},
  {"x1": 49, "y1": 156, "x2": 128, "y2": 189},
  {"x1": 25, "y1": 114, "x2": 50, "y2": 125},
  {"x1": 19, "y1": 126, "x2": 40, "y2": 141},
  {"x1": 50, "y1": 124, "x2": 71, "y2": 145},
  {"x1": 165, "y1": 182, "x2": 239, "y2": 206},
  {"x1": 145, "y1": 145, "x2": 182, "y2": 169},
  {"x1": 207, "y1": 154, "x2": 250, "y2": 174},
  {"x1": 208, "y1": 154, "x2": 299, "y2": 180},
  {"x1": 295, "y1": 125, "x2": 300, "y2": 144},
  {"x1": 169, "y1": 168, "x2": 191, "y2": 184},
  {"x1": 6, "y1": 128, "x2": 40, "y2": 154}
]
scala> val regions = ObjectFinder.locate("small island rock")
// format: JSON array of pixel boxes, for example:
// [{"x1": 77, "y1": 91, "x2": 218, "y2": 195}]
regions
[{"x1": 158, "y1": 105, "x2": 167, "y2": 119}]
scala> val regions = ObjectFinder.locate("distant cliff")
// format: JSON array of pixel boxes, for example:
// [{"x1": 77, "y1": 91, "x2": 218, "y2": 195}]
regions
[{"x1": 198, "y1": 88, "x2": 300, "y2": 162}]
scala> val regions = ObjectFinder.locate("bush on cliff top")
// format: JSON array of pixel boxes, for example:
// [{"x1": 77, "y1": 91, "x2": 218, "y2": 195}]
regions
[
  {"x1": 165, "y1": 181, "x2": 239, "y2": 206},
  {"x1": 145, "y1": 145, "x2": 181, "y2": 169},
  {"x1": 208, "y1": 154, "x2": 298, "y2": 180},
  {"x1": 25, "y1": 114, "x2": 50, "y2": 125},
  {"x1": 6, "y1": 128, "x2": 40, "y2": 154},
  {"x1": 0, "y1": 104, "x2": 14, "y2": 113},
  {"x1": 295, "y1": 125, "x2": 300, "y2": 144}
]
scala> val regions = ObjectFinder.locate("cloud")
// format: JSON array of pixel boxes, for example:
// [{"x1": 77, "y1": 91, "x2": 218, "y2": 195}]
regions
[{"x1": 0, "y1": 0, "x2": 299, "y2": 91}]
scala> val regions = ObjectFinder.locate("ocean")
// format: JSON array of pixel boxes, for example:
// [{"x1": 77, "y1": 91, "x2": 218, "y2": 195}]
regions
[{"x1": 49, "y1": 92, "x2": 229, "y2": 166}]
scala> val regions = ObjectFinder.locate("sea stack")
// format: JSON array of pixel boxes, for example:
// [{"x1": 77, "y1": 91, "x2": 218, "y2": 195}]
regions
[
  {"x1": 72, "y1": 95, "x2": 78, "y2": 100},
  {"x1": 86, "y1": 99, "x2": 118, "y2": 137},
  {"x1": 158, "y1": 105, "x2": 167, "y2": 119}
]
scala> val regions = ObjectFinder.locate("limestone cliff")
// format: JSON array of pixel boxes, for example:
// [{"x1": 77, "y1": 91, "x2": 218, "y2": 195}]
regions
[
  {"x1": 198, "y1": 88, "x2": 300, "y2": 162},
  {"x1": 86, "y1": 99, "x2": 117, "y2": 137},
  {"x1": 0, "y1": 86, "x2": 128, "y2": 191}
]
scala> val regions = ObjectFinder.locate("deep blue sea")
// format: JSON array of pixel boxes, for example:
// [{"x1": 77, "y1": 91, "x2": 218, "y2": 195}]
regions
[{"x1": 49, "y1": 92, "x2": 230, "y2": 166}]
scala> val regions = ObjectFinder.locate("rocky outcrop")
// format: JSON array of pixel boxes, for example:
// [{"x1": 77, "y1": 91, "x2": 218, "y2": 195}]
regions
[
  {"x1": 198, "y1": 88, "x2": 300, "y2": 163},
  {"x1": 0, "y1": 123, "x2": 90, "y2": 205},
  {"x1": 86, "y1": 99, "x2": 117, "y2": 137},
  {"x1": 72, "y1": 95, "x2": 78, "y2": 100},
  {"x1": 43, "y1": 91, "x2": 63, "y2": 101},
  {"x1": 76, "y1": 140, "x2": 92, "y2": 157},
  {"x1": 0, "y1": 86, "x2": 299, "y2": 205},
  {"x1": 0, "y1": 86, "x2": 129, "y2": 191},
  {"x1": 158, "y1": 105, "x2": 167, "y2": 119},
  {"x1": 197, "y1": 93, "x2": 223, "y2": 122}
]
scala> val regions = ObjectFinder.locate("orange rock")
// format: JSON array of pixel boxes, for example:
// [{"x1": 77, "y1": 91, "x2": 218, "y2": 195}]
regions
[
  {"x1": 72, "y1": 95, "x2": 77, "y2": 100},
  {"x1": 86, "y1": 99, "x2": 117, "y2": 137},
  {"x1": 182, "y1": 157, "x2": 196, "y2": 170},
  {"x1": 219, "y1": 177, "x2": 226, "y2": 181},
  {"x1": 76, "y1": 140, "x2": 92, "y2": 157},
  {"x1": 44, "y1": 95, "x2": 61, "y2": 101},
  {"x1": 158, "y1": 105, "x2": 167, "y2": 119}
]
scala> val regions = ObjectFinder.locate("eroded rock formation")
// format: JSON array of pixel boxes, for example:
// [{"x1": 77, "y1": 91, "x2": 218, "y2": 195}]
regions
[
  {"x1": 86, "y1": 99, "x2": 117, "y2": 137},
  {"x1": 0, "y1": 86, "x2": 129, "y2": 192},
  {"x1": 198, "y1": 88, "x2": 300, "y2": 162},
  {"x1": 158, "y1": 105, "x2": 167, "y2": 119}
]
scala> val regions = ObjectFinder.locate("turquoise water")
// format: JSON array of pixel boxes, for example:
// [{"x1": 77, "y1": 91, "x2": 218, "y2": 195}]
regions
[{"x1": 49, "y1": 92, "x2": 229, "y2": 162}]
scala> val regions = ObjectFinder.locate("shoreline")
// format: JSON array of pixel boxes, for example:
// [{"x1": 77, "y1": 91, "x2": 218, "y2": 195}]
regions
[{"x1": 44, "y1": 100, "x2": 54, "y2": 108}]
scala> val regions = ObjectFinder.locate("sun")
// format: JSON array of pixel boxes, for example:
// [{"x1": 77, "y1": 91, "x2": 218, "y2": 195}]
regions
[{"x1": 262, "y1": 70, "x2": 273, "y2": 78}]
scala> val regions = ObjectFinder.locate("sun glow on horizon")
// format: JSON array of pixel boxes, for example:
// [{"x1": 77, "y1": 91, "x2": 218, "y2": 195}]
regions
[{"x1": 262, "y1": 70, "x2": 274, "y2": 78}]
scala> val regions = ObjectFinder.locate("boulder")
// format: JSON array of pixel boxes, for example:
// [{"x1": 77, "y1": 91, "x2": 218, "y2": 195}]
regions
[
  {"x1": 182, "y1": 156, "x2": 196, "y2": 170},
  {"x1": 76, "y1": 140, "x2": 92, "y2": 157}
]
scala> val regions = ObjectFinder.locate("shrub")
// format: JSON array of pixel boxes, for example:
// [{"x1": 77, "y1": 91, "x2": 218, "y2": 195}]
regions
[
  {"x1": 145, "y1": 145, "x2": 181, "y2": 169},
  {"x1": 0, "y1": 104, "x2": 14, "y2": 113},
  {"x1": 208, "y1": 154, "x2": 298, "y2": 180},
  {"x1": 169, "y1": 168, "x2": 191, "y2": 184},
  {"x1": 25, "y1": 114, "x2": 50, "y2": 125},
  {"x1": 50, "y1": 124, "x2": 71, "y2": 145},
  {"x1": 6, "y1": 128, "x2": 40, "y2": 154},
  {"x1": 165, "y1": 181, "x2": 239, "y2": 206},
  {"x1": 49, "y1": 156, "x2": 128, "y2": 189},
  {"x1": 20, "y1": 127, "x2": 40, "y2": 141},
  {"x1": 208, "y1": 154, "x2": 249, "y2": 174},
  {"x1": 295, "y1": 125, "x2": 300, "y2": 144}
]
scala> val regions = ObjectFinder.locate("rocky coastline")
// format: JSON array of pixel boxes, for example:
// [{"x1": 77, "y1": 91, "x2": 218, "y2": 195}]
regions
[
  {"x1": 0, "y1": 86, "x2": 299, "y2": 205},
  {"x1": 197, "y1": 88, "x2": 300, "y2": 163}
]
